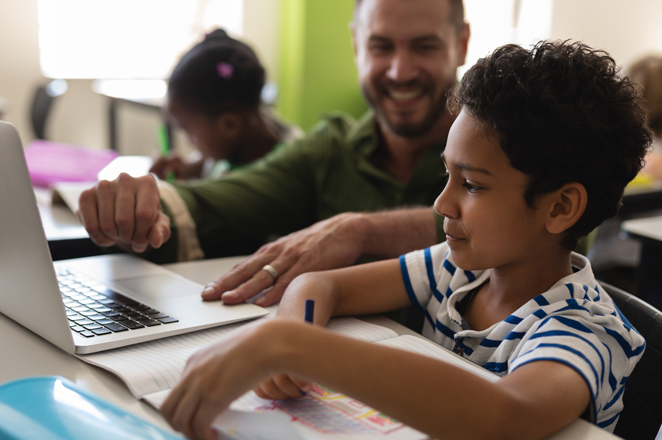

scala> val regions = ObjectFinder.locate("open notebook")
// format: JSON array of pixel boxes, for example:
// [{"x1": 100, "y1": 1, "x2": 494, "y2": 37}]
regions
[
  {"x1": 76, "y1": 312, "x2": 616, "y2": 440},
  {"x1": 77, "y1": 311, "x2": 497, "y2": 440}
]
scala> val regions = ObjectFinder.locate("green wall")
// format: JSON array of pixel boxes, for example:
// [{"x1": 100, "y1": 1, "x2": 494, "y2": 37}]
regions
[{"x1": 277, "y1": 0, "x2": 368, "y2": 130}]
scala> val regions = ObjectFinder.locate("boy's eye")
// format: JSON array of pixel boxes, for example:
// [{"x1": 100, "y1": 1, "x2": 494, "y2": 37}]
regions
[{"x1": 462, "y1": 181, "x2": 481, "y2": 193}]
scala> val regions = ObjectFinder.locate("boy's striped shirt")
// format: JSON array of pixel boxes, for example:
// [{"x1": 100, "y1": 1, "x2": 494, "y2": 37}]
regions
[{"x1": 399, "y1": 242, "x2": 645, "y2": 432}]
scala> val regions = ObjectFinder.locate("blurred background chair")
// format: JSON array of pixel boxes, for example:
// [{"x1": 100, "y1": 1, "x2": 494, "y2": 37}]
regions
[
  {"x1": 30, "y1": 79, "x2": 67, "y2": 140},
  {"x1": 603, "y1": 282, "x2": 662, "y2": 439}
]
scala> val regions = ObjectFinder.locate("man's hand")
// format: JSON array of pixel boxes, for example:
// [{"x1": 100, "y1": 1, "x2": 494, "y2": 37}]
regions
[
  {"x1": 76, "y1": 173, "x2": 171, "y2": 253},
  {"x1": 202, "y1": 213, "x2": 369, "y2": 307}
]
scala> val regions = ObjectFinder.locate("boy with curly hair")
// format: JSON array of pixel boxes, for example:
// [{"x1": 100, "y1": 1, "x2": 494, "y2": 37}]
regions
[{"x1": 162, "y1": 41, "x2": 651, "y2": 440}]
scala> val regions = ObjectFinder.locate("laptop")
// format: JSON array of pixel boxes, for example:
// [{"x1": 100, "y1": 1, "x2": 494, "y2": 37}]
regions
[{"x1": 0, "y1": 121, "x2": 268, "y2": 354}]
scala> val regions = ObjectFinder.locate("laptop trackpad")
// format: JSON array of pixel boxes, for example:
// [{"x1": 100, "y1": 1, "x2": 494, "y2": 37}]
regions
[{"x1": 112, "y1": 274, "x2": 201, "y2": 299}]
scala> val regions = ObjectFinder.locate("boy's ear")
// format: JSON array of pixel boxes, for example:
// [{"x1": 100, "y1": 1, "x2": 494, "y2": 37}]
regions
[{"x1": 545, "y1": 183, "x2": 588, "y2": 235}]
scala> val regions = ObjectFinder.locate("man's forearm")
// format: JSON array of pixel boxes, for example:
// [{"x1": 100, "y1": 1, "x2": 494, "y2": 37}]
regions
[{"x1": 354, "y1": 208, "x2": 439, "y2": 258}]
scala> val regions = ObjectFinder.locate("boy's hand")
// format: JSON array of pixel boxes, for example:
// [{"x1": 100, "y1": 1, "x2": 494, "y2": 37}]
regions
[
  {"x1": 161, "y1": 320, "x2": 297, "y2": 440},
  {"x1": 76, "y1": 173, "x2": 171, "y2": 253},
  {"x1": 201, "y1": 213, "x2": 367, "y2": 306},
  {"x1": 254, "y1": 374, "x2": 312, "y2": 400}
]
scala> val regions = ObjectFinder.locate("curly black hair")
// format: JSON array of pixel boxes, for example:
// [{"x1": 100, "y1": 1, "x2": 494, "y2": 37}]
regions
[
  {"x1": 450, "y1": 40, "x2": 652, "y2": 250},
  {"x1": 168, "y1": 29, "x2": 265, "y2": 116}
]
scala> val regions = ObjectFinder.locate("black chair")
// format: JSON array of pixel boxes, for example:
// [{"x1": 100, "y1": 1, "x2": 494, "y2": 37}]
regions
[
  {"x1": 30, "y1": 79, "x2": 67, "y2": 140},
  {"x1": 602, "y1": 281, "x2": 662, "y2": 439}
]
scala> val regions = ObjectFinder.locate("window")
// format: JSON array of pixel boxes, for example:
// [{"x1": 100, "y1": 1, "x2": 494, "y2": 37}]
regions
[
  {"x1": 37, "y1": 0, "x2": 243, "y2": 79},
  {"x1": 460, "y1": 0, "x2": 553, "y2": 78}
]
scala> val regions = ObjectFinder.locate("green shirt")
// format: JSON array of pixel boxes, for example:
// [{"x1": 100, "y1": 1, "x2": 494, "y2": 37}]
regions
[{"x1": 152, "y1": 110, "x2": 448, "y2": 263}]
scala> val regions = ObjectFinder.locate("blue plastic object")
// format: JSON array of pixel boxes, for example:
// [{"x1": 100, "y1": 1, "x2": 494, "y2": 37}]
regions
[{"x1": 0, "y1": 376, "x2": 184, "y2": 440}]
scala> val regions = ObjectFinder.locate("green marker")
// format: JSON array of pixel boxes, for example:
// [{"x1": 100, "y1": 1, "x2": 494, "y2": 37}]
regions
[{"x1": 157, "y1": 124, "x2": 175, "y2": 182}]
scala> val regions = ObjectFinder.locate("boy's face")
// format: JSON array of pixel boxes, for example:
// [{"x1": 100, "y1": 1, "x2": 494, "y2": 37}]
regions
[{"x1": 434, "y1": 110, "x2": 551, "y2": 271}]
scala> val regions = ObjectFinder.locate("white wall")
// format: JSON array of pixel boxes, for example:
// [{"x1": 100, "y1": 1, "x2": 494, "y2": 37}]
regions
[
  {"x1": 2, "y1": 0, "x2": 662, "y2": 155},
  {"x1": 550, "y1": 0, "x2": 662, "y2": 68},
  {"x1": 0, "y1": 0, "x2": 281, "y2": 156}
]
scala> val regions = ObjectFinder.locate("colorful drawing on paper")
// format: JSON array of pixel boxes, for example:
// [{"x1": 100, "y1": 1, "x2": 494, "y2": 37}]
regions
[{"x1": 234, "y1": 385, "x2": 405, "y2": 436}]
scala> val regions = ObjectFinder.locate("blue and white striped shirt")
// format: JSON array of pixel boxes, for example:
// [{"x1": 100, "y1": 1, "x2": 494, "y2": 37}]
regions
[{"x1": 399, "y1": 242, "x2": 645, "y2": 432}]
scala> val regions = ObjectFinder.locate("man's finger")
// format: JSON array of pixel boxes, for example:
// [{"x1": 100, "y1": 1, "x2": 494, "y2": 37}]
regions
[
  {"x1": 201, "y1": 252, "x2": 278, "y2": 301},
  {"x1": 115, "y1": 174, "x2": 137, "y2": 245},
  {"x1": 132, "y1": 178, "x2": 161, "y2": 252},
  {"x1": 147, "y1": 212, "x2": 171, "y2": 249},
  {"x1": 213, "y1": 253, "x2": 276, "y2": 290},
  {"x1": 221, "y1": 249, "x2": 303, "y2": 304},
  {"x1": 95, "y1": 180, "x2": 120, "y2": 242},
  {"x1": 77, "y1": 190, "x2": 115, "y2": 246},
  {"x1": 253, "y1": 257, "x2": 311, "y2": 306},
  {"x1": 220, "y1": 269, "x2": 277, "y2": 304}
]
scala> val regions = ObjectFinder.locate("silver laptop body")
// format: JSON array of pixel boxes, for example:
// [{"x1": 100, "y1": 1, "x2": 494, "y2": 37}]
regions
[{"x1": 0, "y1": 121, "x2": 267, "y2": 354}]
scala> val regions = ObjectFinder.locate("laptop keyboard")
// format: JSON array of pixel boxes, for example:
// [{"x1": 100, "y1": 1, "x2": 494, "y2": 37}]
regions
[{"x1": 56, "y1": 267, "x2": 179, "y2": 338}]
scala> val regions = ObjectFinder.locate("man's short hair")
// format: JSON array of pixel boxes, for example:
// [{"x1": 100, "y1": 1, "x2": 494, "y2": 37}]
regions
[
  {"x1": 354, "y1": 0, "x2": 465, "y2": 37},
  {"x1": 450, "y1": 40, "x2": 651, "y2": 250}
]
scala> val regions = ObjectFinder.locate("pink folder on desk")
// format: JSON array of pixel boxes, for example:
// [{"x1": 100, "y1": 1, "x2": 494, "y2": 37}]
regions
[{"x1": 24, "y1": 140, "x2": 118, "y2": 188}]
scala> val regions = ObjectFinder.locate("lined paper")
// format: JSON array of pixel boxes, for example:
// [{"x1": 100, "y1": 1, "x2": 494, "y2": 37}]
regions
[{"x1": 77, "y1": 316, "x2": 398, "y2": 398}]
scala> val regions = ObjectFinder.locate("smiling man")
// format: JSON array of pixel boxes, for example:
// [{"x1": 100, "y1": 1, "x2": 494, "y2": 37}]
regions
[{"x1": 77, "y1": 0, "x2": 470, "y2": 306}]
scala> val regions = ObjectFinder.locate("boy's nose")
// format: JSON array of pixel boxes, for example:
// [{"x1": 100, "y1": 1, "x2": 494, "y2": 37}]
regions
[{"x1": 434, "y1": 188, "x2": 458, "y2": 220}]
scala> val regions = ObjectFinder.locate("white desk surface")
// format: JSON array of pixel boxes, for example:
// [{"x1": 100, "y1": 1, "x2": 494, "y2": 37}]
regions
[
  {"x1": 34, "y1": 187, "x2": 89, "y2": 242},
  {"x1": 622, "y1": 216, "x2": 662, "y2": 242},
  {"x1": 0, "y1": 256, "x2": 617, "y2": 439}
]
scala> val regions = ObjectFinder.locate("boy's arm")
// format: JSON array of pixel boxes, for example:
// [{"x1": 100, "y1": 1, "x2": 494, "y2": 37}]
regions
[
  {"x1": 252, "y1": 258, "x2": 412, "y2": 400},
  {"x1": 276, "y1": 258, "x2": 413, "y2": 325},
  {"x1": 162, "y1": 319, "x2": 591, "y2": 440}
]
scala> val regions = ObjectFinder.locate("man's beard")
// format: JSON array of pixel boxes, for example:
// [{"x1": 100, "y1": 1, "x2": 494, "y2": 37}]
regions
[{"x1": 361, "y1": 81, "x2": 451, "y2": 138}]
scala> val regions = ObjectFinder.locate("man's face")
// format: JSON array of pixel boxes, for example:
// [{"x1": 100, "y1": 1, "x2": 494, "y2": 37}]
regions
[{"x1": 353, "y1": 0, "x2": 469, "y2": 138}]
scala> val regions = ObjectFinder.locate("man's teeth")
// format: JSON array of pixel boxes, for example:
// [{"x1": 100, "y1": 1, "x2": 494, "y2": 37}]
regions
[{"x1": 389, "y1": 90, "x2": 423, "y2": 100}]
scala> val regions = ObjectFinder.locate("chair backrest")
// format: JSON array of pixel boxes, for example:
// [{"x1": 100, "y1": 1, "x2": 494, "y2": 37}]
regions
[
  {"x1": 601, "y1": 281, "x2": 662, "y2": 440},
  {"x1": 30, "y1": 80, "x2": 67, "y2": 140},
  {"x1": 30, "y1": 85, "x2": 54, "y2": 140}
]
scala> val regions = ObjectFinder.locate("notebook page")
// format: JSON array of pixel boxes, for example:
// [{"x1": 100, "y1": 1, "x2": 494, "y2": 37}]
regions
[{"x1": 77, "y1": 316, "x2": 398, "y2": 398}]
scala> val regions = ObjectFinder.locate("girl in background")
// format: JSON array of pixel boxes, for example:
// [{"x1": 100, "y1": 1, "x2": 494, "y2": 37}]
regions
[{"x1": 151, "y1": 29, "x2": 301, "y2": 180}]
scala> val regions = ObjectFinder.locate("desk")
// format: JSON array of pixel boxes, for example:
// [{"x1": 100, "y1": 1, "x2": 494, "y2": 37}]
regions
[
  {"x1": 34, "y1": 187, "x2": 103, "y2": 261},
  {"x1": 0, "y1": 256, "x2": 617, "y2": 439},
  {"x1": 622, "y1": 216, "x2": 662, "y2": 308},
  {"x1": 621, "y1": 182, "x2": 662, "y2": 217}
]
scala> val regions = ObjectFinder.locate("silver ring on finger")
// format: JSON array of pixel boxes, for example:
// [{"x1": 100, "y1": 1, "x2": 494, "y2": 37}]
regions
[{"x1": 261, "y1": 264, "x2": 279, "y2": 282}]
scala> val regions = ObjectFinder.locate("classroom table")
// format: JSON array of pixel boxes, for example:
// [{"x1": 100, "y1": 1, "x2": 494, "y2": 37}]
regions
[
  {"x1": 621, "y1": 216, "x2": 662, "y2": 309},
  {"x1": 34, "y1": 187, "x2": 103, "y2": 261},
  {"x1": 0, "y1": 255, "x2": 619, "y2": 439},
  {"x1": 621, "y1": 182, "x2": 662, "y2": 217}
]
